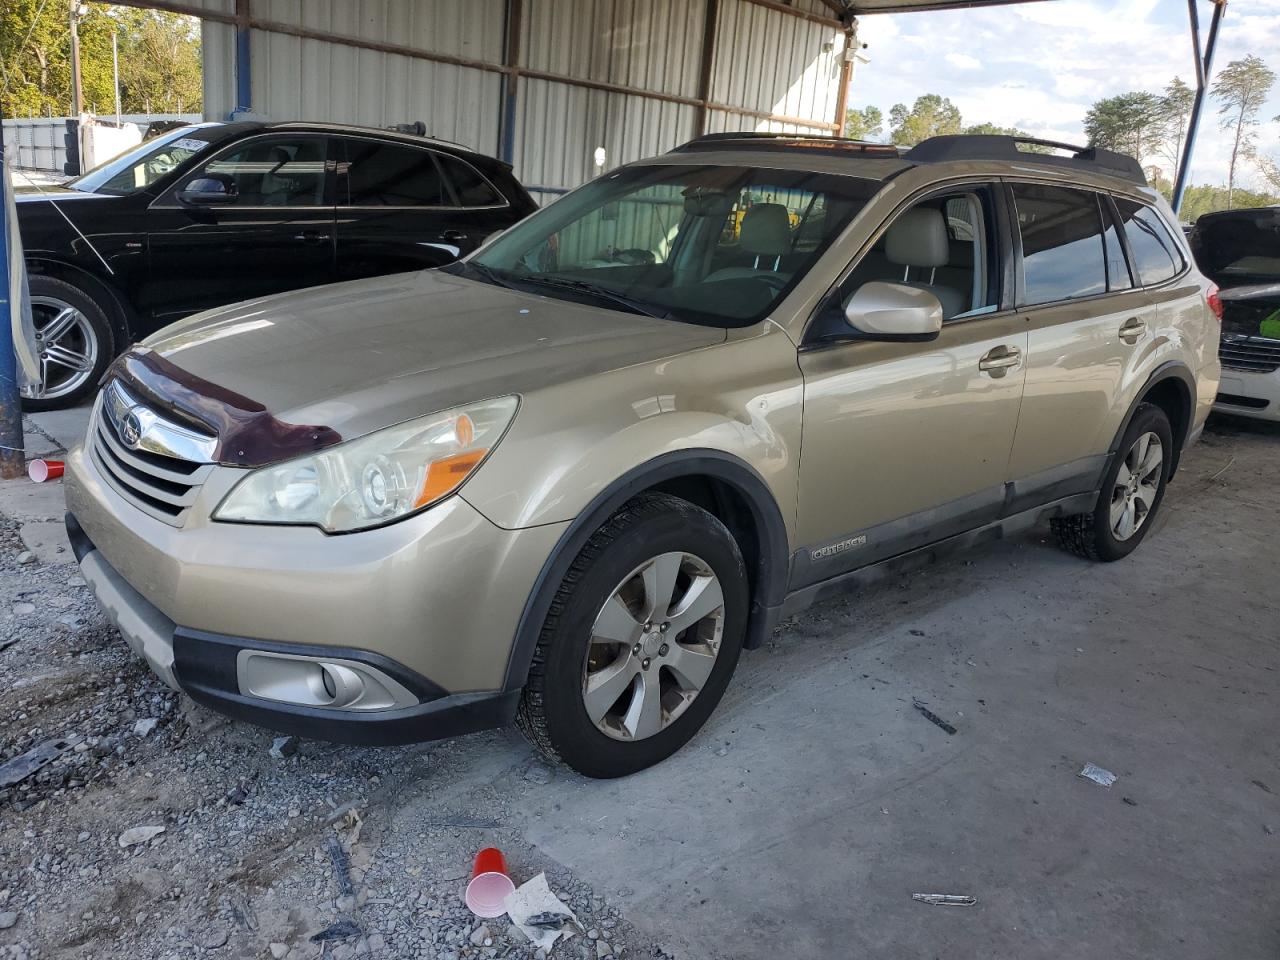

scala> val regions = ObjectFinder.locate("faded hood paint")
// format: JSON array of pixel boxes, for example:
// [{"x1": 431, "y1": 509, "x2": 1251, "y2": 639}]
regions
[{"x1": 140, "y1": 269, "x2": 726, "y2": 441}]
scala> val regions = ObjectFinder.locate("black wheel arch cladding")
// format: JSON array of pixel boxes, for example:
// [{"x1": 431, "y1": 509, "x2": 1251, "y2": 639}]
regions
[{"x1": 501, "y1": 449, "x2": 789, "y2": 693}]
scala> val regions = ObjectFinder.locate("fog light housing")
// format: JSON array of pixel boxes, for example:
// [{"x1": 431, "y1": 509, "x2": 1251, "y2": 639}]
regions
[{"x1": 236, "y1": 650, "x2": 418, "y2": 711}]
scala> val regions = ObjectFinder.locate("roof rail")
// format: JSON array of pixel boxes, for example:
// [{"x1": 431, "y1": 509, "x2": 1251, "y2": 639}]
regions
[
  {"x1": 671, "y1": 131, "x2": 901, "y2": 158},
  {"x1": 904, "y1": 134, "x2": 1147, "y2": 185}
]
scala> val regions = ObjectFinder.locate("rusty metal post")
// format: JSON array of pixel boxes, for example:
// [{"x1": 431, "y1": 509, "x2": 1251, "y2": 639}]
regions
[{"x1": 0, "y1": 110, "x2": 26, "y2": 479}]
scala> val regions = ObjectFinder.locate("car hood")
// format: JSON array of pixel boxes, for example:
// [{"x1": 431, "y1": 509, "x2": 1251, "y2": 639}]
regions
[
  {"x1": 14, "y1": 185, "x2": 112, "y2": 201},
  {"x1": 142, "y1": 269, "x2": 727, "y2": 440}
]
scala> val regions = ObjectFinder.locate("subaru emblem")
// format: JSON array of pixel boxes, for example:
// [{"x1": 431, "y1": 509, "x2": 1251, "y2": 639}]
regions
[{"x1": 121, "y1": 410, "x2": 143, "y2": 448}]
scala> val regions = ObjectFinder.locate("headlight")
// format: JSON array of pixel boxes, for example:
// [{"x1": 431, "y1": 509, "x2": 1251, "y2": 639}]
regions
[{"x1": 214, "y1": 396, "x2": 518, "y2": 532}]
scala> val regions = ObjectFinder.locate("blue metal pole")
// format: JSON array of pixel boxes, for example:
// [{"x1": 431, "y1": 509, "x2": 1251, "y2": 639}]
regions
[
  {"x1": 234, "y1": 0, "x2": 252, "y2": 115},
  {"x1": 0, "y1": 110, "x2": 26, "y2": 479},
  {"x1": 1173, "y1": 0, "x2": 1226, "y2": 216}
]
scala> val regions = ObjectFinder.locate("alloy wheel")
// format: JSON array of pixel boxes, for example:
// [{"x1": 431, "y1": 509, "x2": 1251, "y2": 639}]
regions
[
  {"x1": 1110, "y1": 431, "x2": 1163, "y2": 541},
  {"x1": 581, "y1": 551, "x2": 726, "y2": 742},
  {"x1": 27, "y1": 296, "x2": 99, "y2": 401}
]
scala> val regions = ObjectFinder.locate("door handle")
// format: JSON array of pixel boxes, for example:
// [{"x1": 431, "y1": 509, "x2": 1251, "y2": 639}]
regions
[
  {"x1": 293, "y1": 230, "x2": 330, "y2": 245},
  {"x1": 979, "y1": 345, "x2": 1022, "y2": 377},
  {"x1": 439, "y1": 230, "x2": 468, "y2": 242},
  {"x1": 1119, "y1": 317, "x2": 1146, "y2": 343}
]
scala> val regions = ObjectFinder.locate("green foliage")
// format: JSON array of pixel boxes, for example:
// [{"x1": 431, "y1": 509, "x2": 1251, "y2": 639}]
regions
[
  {"x1": 1, "y1": 3, "x2": 200, "y2": 117},
  {"x1": 844, "y1": 105, "x2": 883, "y2": 141},
  {"x1": 1083, "y1": 92, "x2": 1163, "y2": 159},
  {"x1": 1212, "y1": 55, "x2": 1276, "y2": 203},
  {"x1": 889, "y1": 94, "x2": 962, "y2": 147},
  {"x1": 1149, "y1": 171, "x2": 1279, "y2": 223}
]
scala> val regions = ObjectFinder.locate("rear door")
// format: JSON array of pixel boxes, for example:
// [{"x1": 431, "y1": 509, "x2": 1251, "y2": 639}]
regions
[
  {"x1": 1003, "y1": 183, "x2": 1156, "y2": 509},
  {"x1": 142, "y1": 134, "x2": 336, "y2": 323},
  {"x1": 332, "y1": 137, "x2": 513, "y2": 282}
]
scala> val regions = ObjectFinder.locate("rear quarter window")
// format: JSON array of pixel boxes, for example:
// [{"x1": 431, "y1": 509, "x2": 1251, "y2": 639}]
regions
[
  {"x1": 1011, "y1": 183, "x2": 1109, "y2": 305},
  {"x1": 1115, "y1": 199, "x2": 1184, "y2": 285}
]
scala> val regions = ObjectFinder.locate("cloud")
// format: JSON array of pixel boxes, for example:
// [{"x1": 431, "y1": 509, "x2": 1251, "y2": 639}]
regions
[
  {"x1": 945, "y1": 52, "x2": 982, "y2": 71},
  {"x1": 850, "y1": 1, "x2": 1280, "y2": 189}
]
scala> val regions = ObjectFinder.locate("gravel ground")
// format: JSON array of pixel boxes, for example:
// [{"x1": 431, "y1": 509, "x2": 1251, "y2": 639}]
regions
[{"x1": 0, "y1": 424, "x2": 670, "y2": 960}]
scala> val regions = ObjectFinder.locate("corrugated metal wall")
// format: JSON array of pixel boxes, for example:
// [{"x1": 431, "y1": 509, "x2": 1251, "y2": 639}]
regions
[{"x1": 195, "y1": 0, "x2": 845, "y2": 196}]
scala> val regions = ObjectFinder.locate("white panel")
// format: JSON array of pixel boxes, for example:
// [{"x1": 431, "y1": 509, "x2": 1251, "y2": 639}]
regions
[
  {"x1": 201, "y1": 20, "x2": 237, "y2": 120},
  {"x1": 255, "y1": 0, "x2": 505, "y2": 62},
  {"x1": 711, "y1": 0, "x2": 841, "y2": 127},
  {"x1": 522, "y1": 0, "x2": 704, "y2": 97}
]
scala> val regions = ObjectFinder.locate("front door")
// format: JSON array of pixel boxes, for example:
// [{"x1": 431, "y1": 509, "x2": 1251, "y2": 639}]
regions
[
  {"x1": 794, "y1": 183, "x2": 1026, "y2": 588},
  {"x1": 141, "y1": 134, "x2": 336, "y2": 323}
]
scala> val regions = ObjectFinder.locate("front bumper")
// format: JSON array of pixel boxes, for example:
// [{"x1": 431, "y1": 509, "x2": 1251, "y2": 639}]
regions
[
  {"x1": 68, "y1": 513, "x2": 521, "y2": 745},
  {"x1": 1215, "y1": 368, "x2": 1280, "y2": 422},
  {"x1": 64, "y1": 440, "x2": 567, "y2": 745}
]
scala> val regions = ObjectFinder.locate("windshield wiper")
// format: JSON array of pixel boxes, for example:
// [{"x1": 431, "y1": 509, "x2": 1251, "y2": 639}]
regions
[
  {"x1": 513, "y1": 276, "x2": 672, "y2": 320},
  {"x1": 462, "y1": 261, "x2": 517, "y2": 290}
]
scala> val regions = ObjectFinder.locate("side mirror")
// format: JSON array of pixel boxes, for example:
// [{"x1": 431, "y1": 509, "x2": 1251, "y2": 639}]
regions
[
  {"x1": 844, "y1": 281, "x2": 944, "y2": 341},
  {"x1": 176, "y1": 174, "x2": 237, "y2": 206}
]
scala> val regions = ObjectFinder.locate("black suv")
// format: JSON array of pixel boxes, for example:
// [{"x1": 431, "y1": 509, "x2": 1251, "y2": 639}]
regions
[{"x1": 16, "y1": 121, "x2": 537, "y2": 408}]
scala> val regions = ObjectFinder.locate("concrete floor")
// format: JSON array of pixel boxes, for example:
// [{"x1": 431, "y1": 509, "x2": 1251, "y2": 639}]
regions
[{"x1": 9, "y1": 406, "x2": 1280, "y2": 958}]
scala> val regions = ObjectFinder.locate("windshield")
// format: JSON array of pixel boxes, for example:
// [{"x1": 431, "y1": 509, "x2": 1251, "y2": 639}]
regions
[
  {"x1": 459, "y1": 163, "x2": 881, "y2": 327},
  {"x1": 70, "y1": 125, "x2": 221, "y2": 196}
]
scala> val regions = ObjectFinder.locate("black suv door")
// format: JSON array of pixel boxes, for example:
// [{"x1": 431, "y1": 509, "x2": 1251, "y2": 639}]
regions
[
  {"x1": 141, "y1": 134, "x2": 337, "y2": 323},
  {"x1": 332, "y1": 135, "x2": 513, "y2": 281}
]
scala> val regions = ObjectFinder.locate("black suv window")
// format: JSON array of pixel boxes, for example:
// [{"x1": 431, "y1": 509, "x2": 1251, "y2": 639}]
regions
[
  {"x1": 1115, "y1": 198, "x2": 1183, "y2": 285},
  {"x1": 436, "y1": 153, "x2": 503, "y2": 207},
  {"x1": 201, "y1": 137, "x2": 328, "y2": 206},
  {"x1": 342, "y1": 139, "x2": 447, "y2": 206},
  {"x1": 1012, "y1": 184, "x2": 1109, "y2": 305}
]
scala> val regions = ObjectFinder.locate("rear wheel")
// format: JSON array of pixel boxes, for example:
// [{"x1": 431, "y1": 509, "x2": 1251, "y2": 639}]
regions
[
  {"x1": 1052, "y1": 403, "x2": 1173, "y2": 562},
  {"x1": 517, "y1": 493, "x2": 748, "y2": 778},
  {"x1": 22, "y1": 275, "x2": 114, "y2": 411}
]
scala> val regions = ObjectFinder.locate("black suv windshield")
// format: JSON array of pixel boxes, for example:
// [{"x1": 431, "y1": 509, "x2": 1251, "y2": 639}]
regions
[
  {"x1": 458, "y1": 163, "x2": 880, "y2": 327},
  {"x1": 70, "y1": 125, "x2": 221, "y2": 196}
]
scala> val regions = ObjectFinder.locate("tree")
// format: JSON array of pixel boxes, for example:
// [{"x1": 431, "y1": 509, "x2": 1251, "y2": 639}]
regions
[
  {"x1": 1155, "y1": 77, "x2": 1195, "y2": 182},
  {"x1": 889, "y1": 94, "x2": 962, "y2": 147},
  {"x1": 1083, "y1": 92, "x2": 1162, "y2": 161},
  {"x1": 1211, "y1": 55, "x2": 1276, "y2": 207},
  {"x1": 1, "y1": 2, "x2": 200, "y2": 117},
  {"x1": 844, "y1": 105, "x2": 883, "y2": 141}
]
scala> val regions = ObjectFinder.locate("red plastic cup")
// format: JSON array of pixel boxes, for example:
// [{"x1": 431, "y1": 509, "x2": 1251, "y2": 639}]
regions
[
  {"x1": 28, "y1": 459, "x2": 64, "y2": 483},
  {"x1": 465, "y1": 847, "x2": 516, "y2": 918}
]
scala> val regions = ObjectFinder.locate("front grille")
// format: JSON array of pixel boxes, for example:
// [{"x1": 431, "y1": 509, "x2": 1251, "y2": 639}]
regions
[
  {"x1": 1220, "y1": 336, "x2": 1280, "y2": 373},
  {"x1": 89, "y1": 383, "x2": 217, "y2": 527}
]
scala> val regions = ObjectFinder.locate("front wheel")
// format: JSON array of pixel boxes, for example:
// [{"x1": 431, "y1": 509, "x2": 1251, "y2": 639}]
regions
[
  {"x1": 22, "y1": 275, "x2": 115, "y2": 411},
  {"x1": 517, "y1": 494, "x2": 748, "y2": 778},
  {"x1": 1052, "y1": 402, "x2": 1173, "y2": 562}
]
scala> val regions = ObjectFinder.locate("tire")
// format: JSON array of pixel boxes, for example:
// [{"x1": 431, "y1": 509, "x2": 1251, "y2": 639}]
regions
[
  {"x1": 517, "y1": 493, "x2": 749, "y2": 778},
  {"x1": 22, "y1": 274, "x2": 115, "y2": 411},
  {"x1": 1052, "y1": 403, "x2": 1174, "y2": 562}
]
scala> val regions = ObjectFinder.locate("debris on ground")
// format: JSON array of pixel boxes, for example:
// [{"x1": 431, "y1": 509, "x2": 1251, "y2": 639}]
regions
[
  {"x1": 269, "y1": 735, "x2": 299, "y2": 759},
  {"x1": 506, "y1": 872, "x2": 582, "y2": 951},
  {"x1": 912, "y1": 700, "x2": 958, "y2": 735},
  {"x1": 1079, "y1": 762, "x2": 1118, "y2": 787},
  {"x1": 0, "y1": 735, "x2": 82, "y2": 787},
  {"x1": 310, "y1": 918, "x2": 361, "y2": 942},
  {"x1": 912, "y1": 893, "x2": 977, "y2": 906},
  {"x1": 118, "y1": 825, "x2": 166, "y2": 848}
]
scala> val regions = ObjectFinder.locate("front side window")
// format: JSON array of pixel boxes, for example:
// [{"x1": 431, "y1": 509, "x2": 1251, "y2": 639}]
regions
[
  {"x1": 201, "y1": 137, "x2": 328, "y2": 206},
  {"x1": 1012, "y1": 184, "x2": 1108, "y2": 305},
  {"x1": 460, "y1": 164, "x2": 880, "y2": 328},
  {"x1": 1115, "y1": 198, "x2": 1183, "y2": 286},
  {"x1": 342, "y1": 139, "x2": 447, "y2": 206}
]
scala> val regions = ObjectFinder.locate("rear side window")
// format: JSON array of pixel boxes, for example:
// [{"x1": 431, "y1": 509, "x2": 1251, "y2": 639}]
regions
[
  {"x1": 1011, "y1": 184, "x2": 1108, "y2": 305},
  {"x1": 1101, "y1": 200, "x2": 1133, "y2": 292},
  {"x1": 436, "y1": 153, "x2": 504, "y2": 207},
  {"x1": 342, "y1": 139, "x2": 447, "y2": 206},
  {"x1": 1115, "y1": 199, "x2": 1184, "y2": 285}
]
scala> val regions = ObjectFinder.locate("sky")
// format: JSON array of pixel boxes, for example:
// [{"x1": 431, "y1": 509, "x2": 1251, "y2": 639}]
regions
[{"x1": 850, "y1": 0, "x2": 1280, "y2": 190}]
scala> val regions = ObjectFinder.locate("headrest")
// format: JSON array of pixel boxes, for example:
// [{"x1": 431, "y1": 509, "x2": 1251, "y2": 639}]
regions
[
  {"x1": 885, "y1": 207, "x2": 950, "y2": 269},
  {"x1": 739, "y1": 203, "x2": 792, "y2": 257}
]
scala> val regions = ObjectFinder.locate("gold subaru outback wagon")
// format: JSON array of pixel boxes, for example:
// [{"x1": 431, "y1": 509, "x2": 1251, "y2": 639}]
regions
[{"x1": 64, "y1": 134, "x2": 1222, "y2": 777}]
